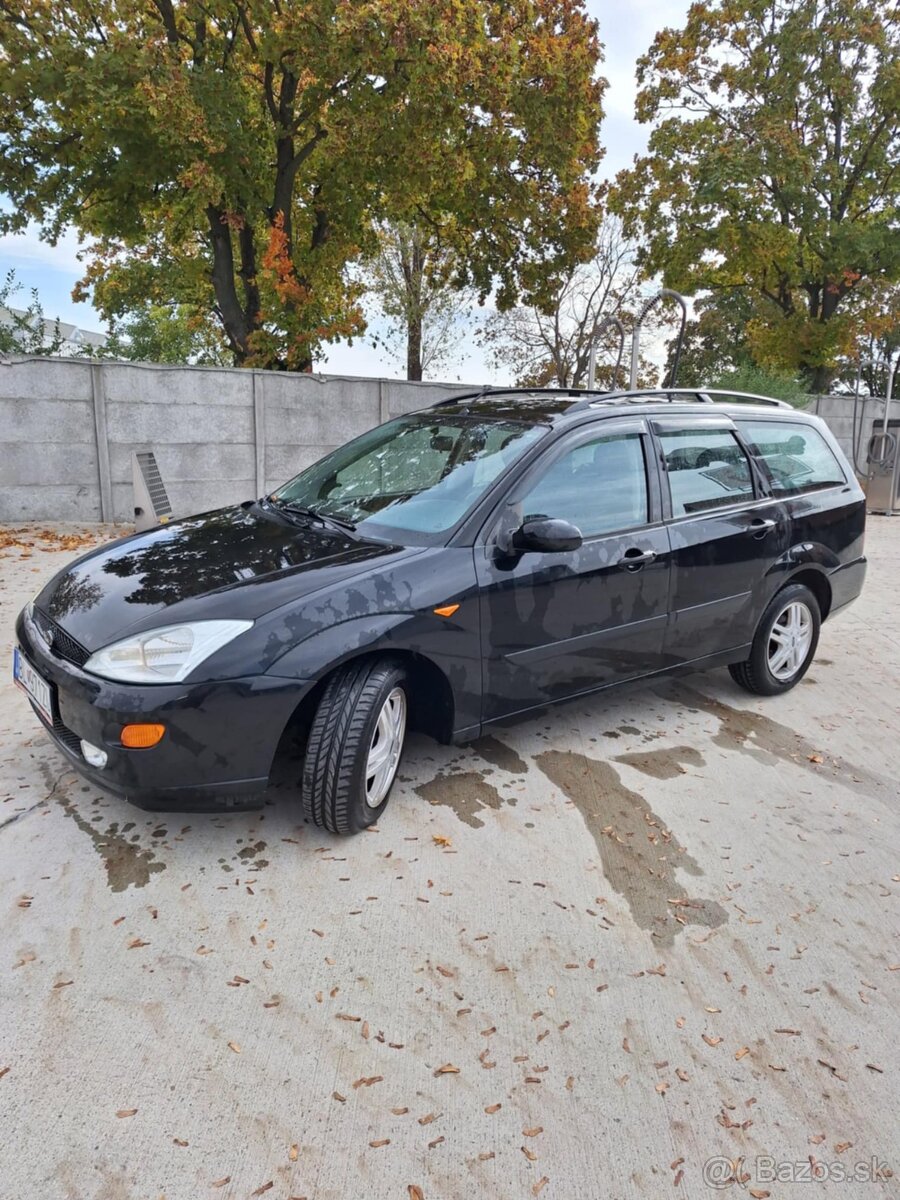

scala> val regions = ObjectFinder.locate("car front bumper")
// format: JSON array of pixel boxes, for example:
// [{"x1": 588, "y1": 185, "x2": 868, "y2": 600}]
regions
[{"x1": 15, "y1": 607, "x2": 309, "y2": 811}]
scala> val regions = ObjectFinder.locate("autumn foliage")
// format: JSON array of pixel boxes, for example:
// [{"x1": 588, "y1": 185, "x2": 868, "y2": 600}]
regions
[{"x1": 0, "y1": 0, "x2": 605, "y2": 370}]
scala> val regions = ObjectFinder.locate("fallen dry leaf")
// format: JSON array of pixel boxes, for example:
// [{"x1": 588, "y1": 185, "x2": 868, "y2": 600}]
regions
[
  {"x1": 210, "y1": 1178, "x2": 231, "y2": 1189},
  {"x1": 369, "y1": 1139, "x2": 390, "y2": 1148},
  {"x1": 735, "y1": 1046, "x2": 750, "y2": 1060},
  {"x1": 227, "y1": 1041, "x2": 241, "y2": 1054},
  {"x1": 432, "y1": 835, "x2": 451, "y2": 847},
  {"x1": 408, "y1": 1188, "x2": 424, "y2": 1200},
  {"x1": 523, "y1": 1126, "x2": 543, "y2": 1137},
  {"x1": 484, "y1": 1103, "x2": 501, "y2": 1114},
  {"x1": 115, "y1": 1109, "x2": 137, "y2": 1118},
  {"x1": 251, "y1": 1183, "x2": 273, "y2": 1197},
  {"x1": 289, "y1": 1144, "x2": 299, "y2": 1161},
  {"x1": 533, "y1": 1178, "x2": 550, "y2": 1196},
  {"x1": 433, "y1": 1063, "x2": 459, "y2": 1076}
]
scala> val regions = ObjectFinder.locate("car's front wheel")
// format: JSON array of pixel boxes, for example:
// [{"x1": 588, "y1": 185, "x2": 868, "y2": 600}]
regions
[
  {"x1": 729, "y1": 582, "x2": 821, "y2": 696},
  {"x1": 301, "y1": 658, "x2": 409, "y2": 834}
]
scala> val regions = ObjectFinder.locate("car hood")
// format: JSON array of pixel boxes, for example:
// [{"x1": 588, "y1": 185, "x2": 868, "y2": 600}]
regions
[{"x1": 35, "y1": 504, "x2": 421, "y2": 651}]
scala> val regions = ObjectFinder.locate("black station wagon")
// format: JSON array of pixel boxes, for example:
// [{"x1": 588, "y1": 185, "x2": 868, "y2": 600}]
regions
[{"x1": 15, "y1": 388, "x2": 866, "y2": 833}]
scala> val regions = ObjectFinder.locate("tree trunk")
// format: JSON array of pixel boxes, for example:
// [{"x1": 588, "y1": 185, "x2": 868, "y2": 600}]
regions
[
  {"x1": 407, "y1": 311, "x2": 423, "y2": 380},
  {"x1": 805, "y1": 363, "x2": 834, "y2": 394},
  {"x1": 206, "y1": 206, "x2": 252, "y2": 362}
]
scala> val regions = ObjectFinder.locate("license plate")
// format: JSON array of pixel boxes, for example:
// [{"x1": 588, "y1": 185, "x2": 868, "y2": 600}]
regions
[{"x1": 13, "y1": 647, "x2": 53, "y2": 725}]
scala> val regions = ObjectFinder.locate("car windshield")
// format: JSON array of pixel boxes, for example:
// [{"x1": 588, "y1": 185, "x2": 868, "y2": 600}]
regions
[{"x1": 271, "y1": 412, "x2": 546, "y2": 542}]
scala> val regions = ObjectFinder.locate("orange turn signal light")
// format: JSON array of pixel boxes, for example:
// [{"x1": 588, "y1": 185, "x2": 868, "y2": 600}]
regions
[
  {"x1": 433, "y1": 603, "x2": 460, "y2": 618},
  {"x1": 120, "y1": 723, "x2": 165, "y2": 749}
]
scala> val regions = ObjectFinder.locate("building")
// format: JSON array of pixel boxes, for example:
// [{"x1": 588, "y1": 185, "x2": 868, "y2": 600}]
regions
[{"x1": 0, "y1": 306, "x2": 108, "y2": 356}]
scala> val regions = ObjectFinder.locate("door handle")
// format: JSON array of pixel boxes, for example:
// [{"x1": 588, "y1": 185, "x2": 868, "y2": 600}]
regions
[
  {"x1": 618, "y1": 547, "x2": 657, "y2": 570},
  {"x1": 747, "y1": 517, "x2": 777, "y2": 538}
]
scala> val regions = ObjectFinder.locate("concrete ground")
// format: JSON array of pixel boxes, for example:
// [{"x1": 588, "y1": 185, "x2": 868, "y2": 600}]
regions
[{"x1": 1, "y1": 520, "x2": 898, "y2": 1200}]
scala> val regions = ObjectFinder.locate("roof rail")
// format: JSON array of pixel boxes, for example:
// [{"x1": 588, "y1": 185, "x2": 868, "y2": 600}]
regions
[
  {"x1": 566, "y1": 388, "x2": 713, "y2": 413},
  {"x1": 432, "y1": 385, "x2": 609, "y2": 408},
  {"x1": 700, "y1": 389, "x2": 792, "y2": 409},
  {"x1": 431, "y1": 385, "x2": 793, "y2": 412},
  {"x1": 568, "y1": 388, "x2": 792, "y2": 412}
]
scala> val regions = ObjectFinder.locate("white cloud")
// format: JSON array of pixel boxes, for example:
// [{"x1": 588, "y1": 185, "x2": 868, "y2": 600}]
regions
[{"x1": 0, "y1": 220, "x2": 89, "y2": 275}]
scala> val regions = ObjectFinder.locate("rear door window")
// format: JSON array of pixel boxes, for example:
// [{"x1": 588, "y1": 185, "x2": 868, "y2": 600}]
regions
[
  {"x1": 737, "y1": 421, "x2": 846, "y2": 496},
  {"x1": 657, "y1": 427, "x2": 755, "y2": 515}
]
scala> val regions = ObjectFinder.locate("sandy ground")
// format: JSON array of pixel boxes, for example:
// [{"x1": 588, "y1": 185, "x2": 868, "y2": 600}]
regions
[{"x1": 1, "y1": 519, "x2": 898, "y2": 1200}]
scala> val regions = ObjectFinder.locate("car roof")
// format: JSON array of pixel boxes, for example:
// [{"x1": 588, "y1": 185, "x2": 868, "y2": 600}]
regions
[{"x1": 431, "y1": 386, "x2": 801, "y2": 424}]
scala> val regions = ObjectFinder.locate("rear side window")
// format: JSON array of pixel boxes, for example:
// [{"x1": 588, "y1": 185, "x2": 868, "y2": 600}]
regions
[
  {"x1": 737, "y1": 421, "x2": 846, "y2": 496},
  {"x1": 658, "y1": 428, "x2": 755, "y2": 515}
]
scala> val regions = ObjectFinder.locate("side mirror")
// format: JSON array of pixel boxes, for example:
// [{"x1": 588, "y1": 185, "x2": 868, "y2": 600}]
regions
[{"x1": 512, "y1": 517, "x2": 583, "y2": 554}]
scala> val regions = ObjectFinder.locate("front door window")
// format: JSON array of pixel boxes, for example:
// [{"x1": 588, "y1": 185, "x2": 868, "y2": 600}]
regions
[{"x1": 517, "y1": 432, "x2": 649, "y2": 537}]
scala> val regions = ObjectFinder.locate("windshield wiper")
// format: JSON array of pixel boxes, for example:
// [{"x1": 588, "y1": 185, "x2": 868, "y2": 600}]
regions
[{"x1": 274, "y1": 500, "x2": 359, "y2": 536}]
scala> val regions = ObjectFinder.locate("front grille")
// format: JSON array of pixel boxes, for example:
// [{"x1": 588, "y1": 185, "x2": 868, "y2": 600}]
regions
[{"x1": 33, "y1": 609, "x2": 91, "y2": 668}]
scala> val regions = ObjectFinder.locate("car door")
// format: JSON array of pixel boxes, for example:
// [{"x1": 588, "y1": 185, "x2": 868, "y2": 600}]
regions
[
  {"x1": 652, "y1": 416, "x2": 790, "y2": 663},
  {"x1": 475, "y1": 418, "x2": 671, "y2": 722}
]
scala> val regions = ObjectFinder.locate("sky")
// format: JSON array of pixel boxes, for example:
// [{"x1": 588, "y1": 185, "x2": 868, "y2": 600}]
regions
[{"x1": 0, "y1": 0, "x2": 690, "y2": 382}]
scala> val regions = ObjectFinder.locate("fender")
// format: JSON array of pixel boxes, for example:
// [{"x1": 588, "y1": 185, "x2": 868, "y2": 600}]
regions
[
  {"x1": 769, "y1": 540, "x2": 841, "y2": 576},
  {"x1": 266, "y1": 611, "x2": 414, "y2": 679},
  {"x1": 264, "y1": 609, "x2": 482, "y2": 735}
]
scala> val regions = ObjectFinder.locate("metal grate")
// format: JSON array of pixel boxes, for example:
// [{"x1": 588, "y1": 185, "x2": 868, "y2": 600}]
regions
[
  {"x1": 35, "y1": 705, "x2": 83, "y2": 758},
  {"x1": 33, "y1": 609, "x2": 91, "y2": 668},
  {"x1": 134, "y1": 450, "x2": 172, "y2": 528}
]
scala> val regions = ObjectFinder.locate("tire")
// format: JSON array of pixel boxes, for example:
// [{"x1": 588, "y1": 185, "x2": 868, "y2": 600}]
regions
[
  {"x1": 728, "y1": 582, "x2": 821, "y2": 696},
  {"x1": 301, "y1": 658, "x2": 409, "y2": 834}
]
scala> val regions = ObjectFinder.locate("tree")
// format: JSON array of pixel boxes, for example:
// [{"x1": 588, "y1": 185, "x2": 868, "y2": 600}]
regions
[
  {"x1": 1, "y1": 0, "x2": 604, "y2": 372},
  {"x1": 479, "y1": 219, "x2": 656, "y2": 388},
  {"x1": 363, "y1": 222, "x2": 473, "y2": 380},
  {"x1": 116, "y1": 304, "x2": 230, "y2": 365},
  {"x1": 612, "y1": 0, "x2": 900, "y2": 392}
]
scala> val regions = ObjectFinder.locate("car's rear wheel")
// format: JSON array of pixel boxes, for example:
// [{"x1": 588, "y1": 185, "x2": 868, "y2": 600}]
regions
[
  {"x1": 729, "y1": 582, "x2": 821, "y2": 696},
  {"x1": 301, "y1": 658, "x2": 409, "y2": 834}
]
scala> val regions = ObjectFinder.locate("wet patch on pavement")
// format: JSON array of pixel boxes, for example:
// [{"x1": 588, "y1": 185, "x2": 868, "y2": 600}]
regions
[
  {"x1": 470, "y1": 735, "x2": 528, "y2": 775},
  {"x1": 667, "y1": 683, "x2": 888, "y2": 797},
  {"x1": 48, "y1": 765, "x2": 167, "y2": 892},
  {"x1": 614, "y1": 744, "x2": 705, "y2": 780},
  {"x1": 535, "y1": 748, "x2": 727, "y2": 946},
  {"x1": 415, "y1": 771, "x2": 514, "y2": 829}
]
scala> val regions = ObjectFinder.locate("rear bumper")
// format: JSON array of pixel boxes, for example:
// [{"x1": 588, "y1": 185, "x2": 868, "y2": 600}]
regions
[
  {"x1": 827, "y1": 555, "x2": 867, "y2": 617},
  {"x1": 15, "y1": 607, "x2": 308, "y2": 812}
]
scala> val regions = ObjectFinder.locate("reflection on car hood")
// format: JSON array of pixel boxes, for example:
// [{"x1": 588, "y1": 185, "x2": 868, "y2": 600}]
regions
[{"x1": 35, "y1": 504, "x2": 416, "y2": 649}]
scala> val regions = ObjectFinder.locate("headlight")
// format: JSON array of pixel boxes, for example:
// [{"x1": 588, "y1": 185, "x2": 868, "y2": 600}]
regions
[{"x1": 84, "y1": 620, "x2": 253, "y2": 683}]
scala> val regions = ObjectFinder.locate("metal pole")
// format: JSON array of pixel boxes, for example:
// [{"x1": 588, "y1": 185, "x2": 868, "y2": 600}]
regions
[
  {"x1": 629, "y1": 288, "x2": 687, "y2": 389},
  {"x1": 586, "y1": 341, "x2": 597, "y2": 391},
  {"x1": 885, "y1": 355, "x2": 898, "y2": 516}
]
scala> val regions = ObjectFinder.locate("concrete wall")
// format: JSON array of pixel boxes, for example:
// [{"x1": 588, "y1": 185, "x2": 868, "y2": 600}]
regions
[
  {"x1": 1, "y1": 357, "x2": 890, "y2": 523},
  {"x1": 0, "y1": 358, "x2": 475, "y2": 523}
]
